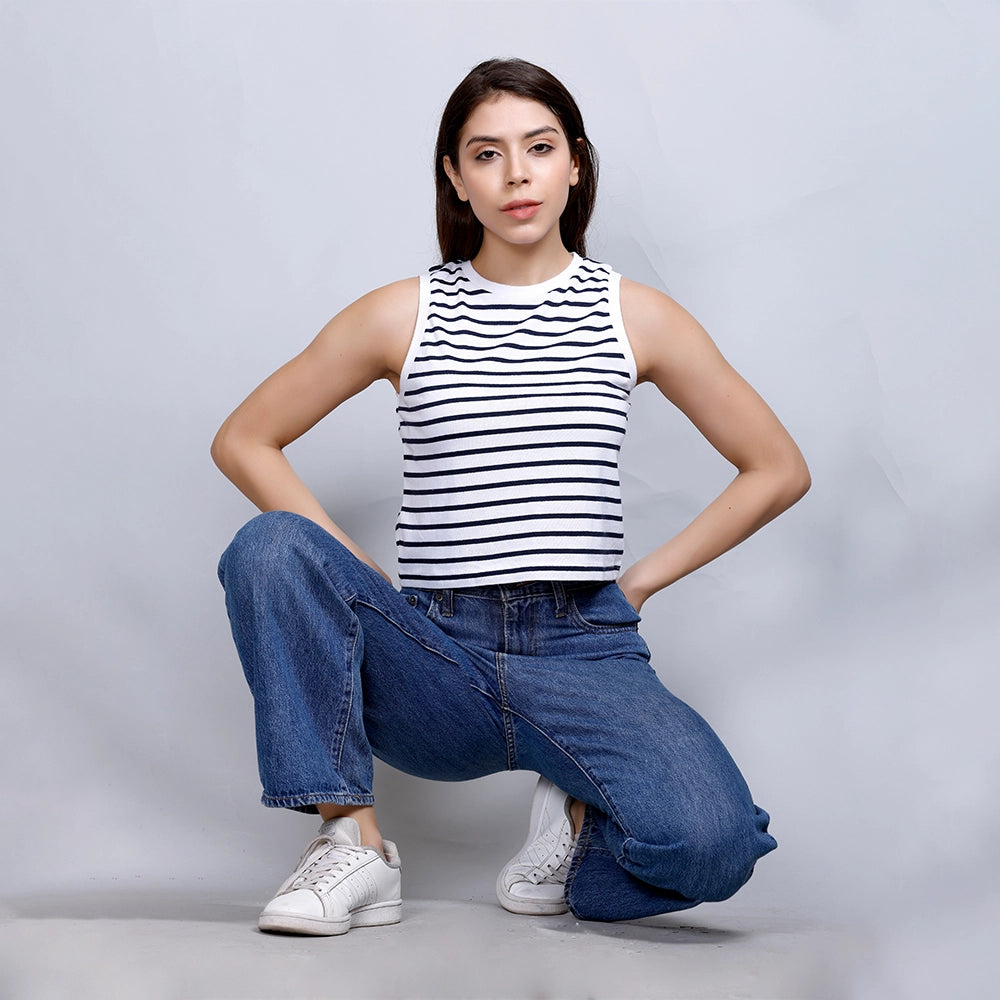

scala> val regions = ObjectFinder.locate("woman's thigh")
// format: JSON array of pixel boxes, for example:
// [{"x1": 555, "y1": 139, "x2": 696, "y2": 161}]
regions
[
  {"x1": 356, "y1": 587, "x2": 510, "y2": 782},
  {"x1": 222, "y1": 511, "x2": 510, "y2": 784},
  {"x1": 499, "y1": 583, "x2": 761, "y2": 848}
]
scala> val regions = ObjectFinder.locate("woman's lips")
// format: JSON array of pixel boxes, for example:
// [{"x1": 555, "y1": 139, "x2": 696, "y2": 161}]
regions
[{"x1": 502, "y1": 201, "x2": 542, "y2": 220}]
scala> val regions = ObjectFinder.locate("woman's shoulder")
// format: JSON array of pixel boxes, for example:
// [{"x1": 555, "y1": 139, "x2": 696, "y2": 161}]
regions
[
  {"x1": 349, "y1": 275, "x2": 420, "y2": 320},
  {"x1": 333, "y1": 276, "x2": 418, "y2": 342},
  {"x1": 612, "y1": 274, "x2": 692, "y2": 342},
  {"x1": 613, "y1": 275, "x2": 719, "y2": 383},
  {"x1": 319, "y1": 277, "x2": 420, "y2": 376}
]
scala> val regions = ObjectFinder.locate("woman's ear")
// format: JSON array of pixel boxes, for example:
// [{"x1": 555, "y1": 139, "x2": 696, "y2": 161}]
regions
[
  {"x1": 443, "y1": 155, "x2": 469, "y2": 202},
  {"x1": 569, "y1": 139, "x2": 582, "y2": 187}
]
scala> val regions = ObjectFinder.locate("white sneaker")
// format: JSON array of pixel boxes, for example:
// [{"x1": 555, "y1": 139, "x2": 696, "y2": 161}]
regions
[
  {"x1": 496, "y1": 776, "x2": 577, "y2": 915},
  {"x1": 258, "y1": 817, "x2": 402, "y2": 935}
]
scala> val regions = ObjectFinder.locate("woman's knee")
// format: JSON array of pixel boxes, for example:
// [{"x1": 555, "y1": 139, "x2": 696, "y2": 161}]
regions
[
  {"x1": 618, "y1": 810, "x2": 776, "y2": 903},
  {"x1": 218, "y1": 511, "x2": 335, "y2": 587}
]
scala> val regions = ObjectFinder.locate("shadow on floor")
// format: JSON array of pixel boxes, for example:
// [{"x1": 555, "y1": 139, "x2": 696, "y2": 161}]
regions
[{"x1": 543, "y1": 915, "x2": 748, "y2": 945}]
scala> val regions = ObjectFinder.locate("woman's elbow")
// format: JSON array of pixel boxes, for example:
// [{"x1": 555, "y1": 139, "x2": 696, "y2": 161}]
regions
[
  {"x1": 210, "y1": 424, "x2": 228, "y2": 471},
  {"x1": 211, "y1": 419, "x2": 244, "y2": 476},
  {"x1": 781, "y1": 451, "x2": 811, "y2": 508}
]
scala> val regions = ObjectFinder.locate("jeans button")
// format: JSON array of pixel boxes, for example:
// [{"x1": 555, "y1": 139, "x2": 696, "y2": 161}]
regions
[
  {"x1": 433, "y1": 592, "x2": 443, "y2": 601},
  {"x1": 407, "y1": 594, "x2": 418, "y2": 606}
]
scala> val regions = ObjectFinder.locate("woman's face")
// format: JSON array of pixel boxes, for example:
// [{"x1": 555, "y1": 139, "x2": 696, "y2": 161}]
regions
[{"x1": 443, "y1": 93, "x2": 579, "y2": 255}]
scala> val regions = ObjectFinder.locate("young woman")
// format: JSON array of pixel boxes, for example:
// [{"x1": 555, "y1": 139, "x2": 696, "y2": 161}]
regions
[{"x1": 214, "y1": 58, "x2": 809, "y2": 936}]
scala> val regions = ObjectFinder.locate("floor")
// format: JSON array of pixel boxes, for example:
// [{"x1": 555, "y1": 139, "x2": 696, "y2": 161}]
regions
[{"x1": 0, "y1": 888, "x2": 854, "y2": 1000}]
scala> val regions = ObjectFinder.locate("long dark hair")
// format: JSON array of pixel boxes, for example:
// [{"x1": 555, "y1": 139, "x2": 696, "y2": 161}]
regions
[{"x1": 435, "y1": 58, "x2": 599, "y2": 264}]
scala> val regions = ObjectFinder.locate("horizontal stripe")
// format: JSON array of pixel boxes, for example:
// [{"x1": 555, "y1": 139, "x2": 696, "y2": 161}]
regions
[
  {"x1": 398, "y1": 546, "x2": 624, "y2": 565},
  {"x1": 399, "y1": 493, "x2": 621, "y2": 514},
  {"x1": 400, "y1": 421, "x2": 626, "y2": 446},
  {"x1": 412, "y1": 345, "x2": 621, "y2": 364},
  {"x1": 430, "y1": 278, "x2": 470, "y2": 288},
  {"x1": 398, "y1": 389, "x2": 626, "y2": 413},
  {"x1": 429, "y1": 297, "x2": 605, "y2": 312},
  {"x1": 431, "y1": 286, "x2": 491, "y2": 297},
  {"x1": 402, "y1": 378, "x2": 628, "y2": 398},
  {"x1": 398, "y1": 529, "x2": 624, "y2": 548},
  {"x1": 397, "y1": 509, "x2": 623, "y2": 529},
  {"x1": 420, "y1": 335, "x2": 616, "y2": 352},
  {"x1": 426, "y1": 307, "x2": 609, "y2": 322},
  {"x1": 400, "y1": 404, "x2": 626, "y2": 429},
  {"x1": 402, "y1": 475, "x2": 619, "y2": 496},
  {"x1": 398, "y1": 562, "x2": 621, "y2": 583},
  {"x1": 405, "y1": 365, "x2": 631, "y2": 381},
  {"x1": 402, "y1": 458, "x2": 618, "y2": 478},
  {"x1": 403, "y1": 439, "x2": 621, "y2": 462}
]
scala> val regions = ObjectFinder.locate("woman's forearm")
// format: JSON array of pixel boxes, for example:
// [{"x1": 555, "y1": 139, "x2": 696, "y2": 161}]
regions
[
  {"x1": 618, "y1": 461, "x2": 810, "y2": 611},
  {"x1": 211, "y1": 432, "x2": 392, "y2": 582}
]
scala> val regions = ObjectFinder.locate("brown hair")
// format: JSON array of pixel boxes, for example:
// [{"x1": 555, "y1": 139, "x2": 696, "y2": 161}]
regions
[{"x1": 435, "y1": 58, "x2": 599, "y2": 263}]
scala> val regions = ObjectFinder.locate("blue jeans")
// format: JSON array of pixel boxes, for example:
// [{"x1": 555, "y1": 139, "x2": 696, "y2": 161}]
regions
[{"x1": 217, "y1": 511, "x2": 777, "y2": 921}]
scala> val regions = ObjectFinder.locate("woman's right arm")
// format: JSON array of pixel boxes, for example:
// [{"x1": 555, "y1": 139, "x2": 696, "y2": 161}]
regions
[{"x1": 210, "y1": 277, "x2": 419, "y2": 581}]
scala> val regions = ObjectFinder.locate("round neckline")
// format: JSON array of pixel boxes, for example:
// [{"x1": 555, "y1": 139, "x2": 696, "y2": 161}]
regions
[{"x1": 463, "y1": 253, "x2": 580, "y2": 296}]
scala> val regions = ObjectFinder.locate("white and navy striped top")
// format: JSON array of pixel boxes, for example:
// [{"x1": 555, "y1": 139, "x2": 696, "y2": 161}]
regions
[{"x1": 395, "y1": 254, "x2": 637, "y2": 588}]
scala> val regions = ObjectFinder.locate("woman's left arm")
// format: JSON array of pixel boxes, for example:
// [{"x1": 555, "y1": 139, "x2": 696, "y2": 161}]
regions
[{"x1": 616, "y1": 278, "x2": 811, "y2": 612}]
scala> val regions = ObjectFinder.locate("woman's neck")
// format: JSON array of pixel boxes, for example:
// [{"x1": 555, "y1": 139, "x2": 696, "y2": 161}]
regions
[{"x1": 470, "y1": 234, "x2": 573, "y2": 287}]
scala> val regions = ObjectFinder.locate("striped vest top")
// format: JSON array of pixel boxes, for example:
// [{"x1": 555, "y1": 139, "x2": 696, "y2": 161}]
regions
[{"x1": 395, "y1": 254, "x2": 637, "y2": 588}]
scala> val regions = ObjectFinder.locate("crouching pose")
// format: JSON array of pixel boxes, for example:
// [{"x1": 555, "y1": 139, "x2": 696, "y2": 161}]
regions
[{"x1": 213, "y1": 58, "x2": 810, "y2": 935}]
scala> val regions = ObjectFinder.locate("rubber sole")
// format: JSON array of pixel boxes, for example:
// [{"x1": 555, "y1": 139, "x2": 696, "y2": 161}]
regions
[
  {"x1": 495, "y1": 880, "x2": 570, "y2": 916},
  {"x1": 258, "y1": 899, "x2": 402, "y2": 936}
]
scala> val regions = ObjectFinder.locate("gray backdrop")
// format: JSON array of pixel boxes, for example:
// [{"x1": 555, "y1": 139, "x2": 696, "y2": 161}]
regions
[{"x1": 3, "y1": 0, "x2": 998, "y2": 990}]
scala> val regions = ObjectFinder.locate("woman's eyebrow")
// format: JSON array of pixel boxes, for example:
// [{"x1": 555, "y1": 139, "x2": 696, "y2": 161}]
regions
[{"x1": 464, "y1": 125, "x2": 561, "y2": 148}]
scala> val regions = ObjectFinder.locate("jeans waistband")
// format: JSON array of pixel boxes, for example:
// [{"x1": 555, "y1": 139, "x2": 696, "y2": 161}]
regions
[{"x1": 407, "y1": 580, "x2": 610, "y2": 618}]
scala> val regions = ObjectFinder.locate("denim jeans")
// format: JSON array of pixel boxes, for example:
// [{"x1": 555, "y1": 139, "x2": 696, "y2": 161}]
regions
[{"x1": 218, "y1": 511, "x2": 777, "y2": 921}]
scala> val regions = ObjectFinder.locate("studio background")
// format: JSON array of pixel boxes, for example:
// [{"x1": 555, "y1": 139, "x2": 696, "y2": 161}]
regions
[{"x1": 3, "y1": 1, "x2": 998, "y2": 993}]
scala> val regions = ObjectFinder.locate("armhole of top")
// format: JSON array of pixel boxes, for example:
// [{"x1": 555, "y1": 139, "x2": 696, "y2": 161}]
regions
[
  {"x1": 608, "y1": 270, "x2": 638, "y2": 389},
  {"x1": 397, "y1": 272, "x2": 430, "y2": 397}
]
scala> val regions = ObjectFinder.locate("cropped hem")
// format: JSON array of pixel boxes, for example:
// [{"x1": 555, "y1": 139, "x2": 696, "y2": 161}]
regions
[
  {"x1": 400, "y1": 567, "x2": 621, "y2": 589},
  {"x1": 261, "y1": 791, "x2": 376, "y2": 811}
]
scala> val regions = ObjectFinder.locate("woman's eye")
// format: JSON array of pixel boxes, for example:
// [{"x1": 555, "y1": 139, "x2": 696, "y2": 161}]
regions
[
  {"x1": 530, "y1": 143, "x2": 554, "y2": 154},
  {"x1": 475, "y1": 149, "x2": 499, "y2": 161}
]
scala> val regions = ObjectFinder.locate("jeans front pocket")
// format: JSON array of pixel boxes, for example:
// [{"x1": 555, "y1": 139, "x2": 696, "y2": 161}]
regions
[{"x1": 567, "y1": 583, "x2": 642, "y2": 633}]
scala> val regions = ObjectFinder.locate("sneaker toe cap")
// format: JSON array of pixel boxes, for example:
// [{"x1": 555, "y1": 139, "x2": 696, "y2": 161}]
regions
[
  {"x1": 261, "y1": 888, "x2": 328, "y2": 919},
  {"x1": 496, "y1": 872, "x2": 568, "y2": 915},
  {"x1": 502, "y1": 878, "x2": 564, "y2": 904}
]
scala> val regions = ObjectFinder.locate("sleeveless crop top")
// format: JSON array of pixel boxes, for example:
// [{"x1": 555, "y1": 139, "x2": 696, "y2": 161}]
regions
[{"x1": 395, "y1": 254, "x2": 637, "y2": 588}]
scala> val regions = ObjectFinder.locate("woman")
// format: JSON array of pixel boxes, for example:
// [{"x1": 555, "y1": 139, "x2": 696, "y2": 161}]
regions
[{"x1": 214, "y1": 57, "x2": 810, "y2": 936}]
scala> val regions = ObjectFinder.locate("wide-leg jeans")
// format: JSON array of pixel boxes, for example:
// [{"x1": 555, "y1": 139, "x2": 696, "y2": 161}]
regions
[{"x1": 218, "y1": 511, "x2": 777, "y2": 921}]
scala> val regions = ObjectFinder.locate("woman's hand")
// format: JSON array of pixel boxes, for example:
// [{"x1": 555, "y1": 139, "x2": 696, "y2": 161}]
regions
[
  {"x1": 616, "y1": 575, "x2": 646, "y2": 614},
  {"x1": 211, "y1": 278, "x2": 419, "y2": 581},
  {"x1": 617, "y1": 279, "x2": 811, "y2": 606}
]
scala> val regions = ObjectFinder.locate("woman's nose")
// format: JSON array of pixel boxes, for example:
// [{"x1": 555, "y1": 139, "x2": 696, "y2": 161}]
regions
[{"x1": 506, "y1": 155, "x2": 528, "y2": 185}]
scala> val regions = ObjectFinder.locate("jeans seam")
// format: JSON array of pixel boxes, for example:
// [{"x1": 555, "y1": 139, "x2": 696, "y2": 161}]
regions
[
  {"x1": 319, "y1": 547, "x2": 362, "y2": 604},
  {"x1": 327, "y1": 588, "x2": 359, "y2": 775},
  {"x1": 335, "y1": 621, "x2": 359, "y2": 773},
  {"x1": 494, "y1": 653, "x2": 518, "y2": 770},
  {"x1": 564, "y1": 808, "x2": 599, "y2": 916},
  {"x1": 355, "y1": 598, "x2": 461, "y2": 666},
  {"x1": 507, "y1": 708, "x2": 631, "y2": 836}
]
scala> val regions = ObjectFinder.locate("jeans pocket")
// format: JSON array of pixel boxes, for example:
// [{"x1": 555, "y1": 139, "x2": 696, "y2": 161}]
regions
[{"x1": 568, "y1": 583, "x2": 642, "y2": 632}]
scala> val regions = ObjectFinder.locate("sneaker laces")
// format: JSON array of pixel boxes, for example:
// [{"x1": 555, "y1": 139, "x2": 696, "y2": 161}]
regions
[
  {"x1": 509, "y1": 819, "x2": 577, "y2": 886},
  {"x1": 288, "y1": 837, "x2": 371, "y2": 893}
]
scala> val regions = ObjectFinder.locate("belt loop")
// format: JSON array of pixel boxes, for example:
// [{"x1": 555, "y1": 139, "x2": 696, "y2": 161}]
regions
[
  {"x1": 552, "y1": 582, "x2": 567, "y2": 618},
  {"x1": 442, "y1": 588, "x2": 455, "y2": 617}
]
